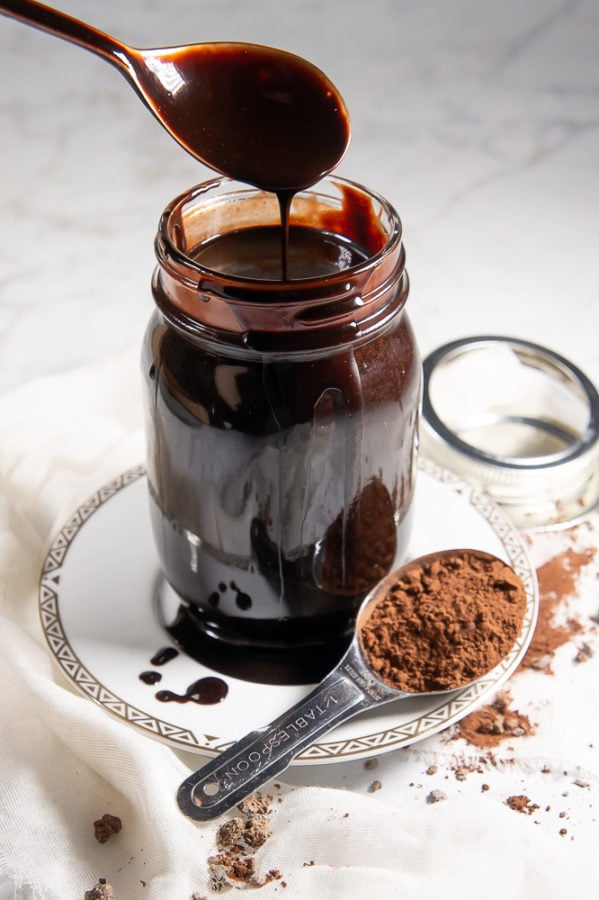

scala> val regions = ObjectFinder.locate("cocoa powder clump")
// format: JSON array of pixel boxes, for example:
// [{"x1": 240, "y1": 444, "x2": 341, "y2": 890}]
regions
[
  {"x1": 84, "y1": 879, "x2": 114, "y2": 900},
  {"x1": 208, "y1": 793, "x2": 279, "y2": 890},
  {"x1": 216, "y1": 817, "x2": 244, "y2": 848},
  {"x1": 237, "y1": 793, "x2": 273, "y2": 817},
  {"x1": 506, "y1": 795, "x2": 539, "y2": 815},
  {"x1": 359, "y1": 550, "x2": 527, "y2": 693},
  {"x1": 242, "y1": 814, "x2": 271, "y2": 849},
  {"x1": 93, "y1": 814, "x2": 122, "y2": 844},
  {"x1": 455, "y1": 691, "x2": 534, "y2": 748}
]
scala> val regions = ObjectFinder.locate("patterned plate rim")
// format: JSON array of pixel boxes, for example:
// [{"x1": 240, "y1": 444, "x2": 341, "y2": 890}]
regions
[{"x1": 38, "y1": 458, "x2": 538, "y2": 762}]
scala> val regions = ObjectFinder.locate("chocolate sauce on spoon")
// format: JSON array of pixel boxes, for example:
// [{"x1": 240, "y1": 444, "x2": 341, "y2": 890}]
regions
[
  {"x1": 1, "y1": 1, "x2": 350, "y2": 194},
  {"x1": 2, "y1": 1, "x2": 350, "y2": 274}
]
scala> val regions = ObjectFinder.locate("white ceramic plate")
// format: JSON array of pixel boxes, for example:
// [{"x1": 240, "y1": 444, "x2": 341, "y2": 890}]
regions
[{"x1": 39, "y1": 459, "x2": 538, "y2": 764}]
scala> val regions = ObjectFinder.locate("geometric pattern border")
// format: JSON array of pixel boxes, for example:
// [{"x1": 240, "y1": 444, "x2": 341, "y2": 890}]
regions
[
  {"x1": 38, "y1": 459, "x2": 539, "y2": 762},
  {"x1": 39, "y1": 465, "x2": 219, "y2": 752}
]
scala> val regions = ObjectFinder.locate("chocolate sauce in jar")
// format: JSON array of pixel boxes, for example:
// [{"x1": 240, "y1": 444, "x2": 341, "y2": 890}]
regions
[{"x1": 143, "y1": 177, "x2": 421, "y2": 684}]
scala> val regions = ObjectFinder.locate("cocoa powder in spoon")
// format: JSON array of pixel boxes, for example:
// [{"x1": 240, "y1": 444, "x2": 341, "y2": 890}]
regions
[{"x1": 359, "y1": 550, "x2": 527, "y2": 693}]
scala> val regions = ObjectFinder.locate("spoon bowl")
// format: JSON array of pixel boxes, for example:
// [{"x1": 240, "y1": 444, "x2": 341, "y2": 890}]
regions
[
  {"x1": 1, "y1": 0, "x2": 350, "y2": 192},
  {"x1": 177, "y1": 548, "x2": 526, "y2": 820}
]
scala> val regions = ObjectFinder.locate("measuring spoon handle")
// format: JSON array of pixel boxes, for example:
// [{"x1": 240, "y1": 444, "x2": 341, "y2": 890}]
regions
[{"x1": 177, "y1": 655, "x2": 393, "y2": 821}]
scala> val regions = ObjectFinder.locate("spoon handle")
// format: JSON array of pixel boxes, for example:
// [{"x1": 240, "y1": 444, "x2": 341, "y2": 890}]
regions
[
  {"x1": 177, "y1": 650, "x2": 396, "y2": 821},
  {"x1": 0, "y1": 0, "x2": 130, "y2": 70}
]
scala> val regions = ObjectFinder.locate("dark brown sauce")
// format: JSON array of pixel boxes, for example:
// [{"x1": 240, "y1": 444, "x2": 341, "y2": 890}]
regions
[
  {"x1": 147, "y1": 43, "x2": 349, "y2": 195},
  {"x1": 155, "y1": 676, "x2": 228, "y2": 705},
  {"x1": 154, "y1": 42, "x2": 350, "y2": 276},
  {"x1": 139, "y1": 670, "x2": 162, "y2": 685},
  {"x1": 146, "y1": 220, "x2": 418, "y2": 683},
  {"x1": 142, "y1": 38, "x2": 419, "y2": 685},
  {"x1": 150, "y1": 646, "x2": 179, "y2": 666},
  {"x1": 192, "y1": 222, "x2": 369, "y2": 281},
  {"x1": 6, "y1": 8, "x2": 349, "y2": 196},
  {"x1": 163, "y1": 600, "x2": 352, "y2": 686},
  {"x1": 144, "y1": 42, "x2": 350, "y2": 276}
]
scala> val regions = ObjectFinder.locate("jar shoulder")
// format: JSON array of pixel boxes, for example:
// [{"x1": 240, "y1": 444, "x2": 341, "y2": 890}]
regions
[{"x1": 143, "y1": 310, "x2": 420, "y2": 432}]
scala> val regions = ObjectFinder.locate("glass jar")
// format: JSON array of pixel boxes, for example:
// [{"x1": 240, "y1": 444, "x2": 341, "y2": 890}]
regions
[{"x1": 142, "y1": 176, "x2": 421, "y2": 683}]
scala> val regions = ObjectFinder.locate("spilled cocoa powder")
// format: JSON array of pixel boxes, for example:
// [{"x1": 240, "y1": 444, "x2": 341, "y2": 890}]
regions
[
  {"x1": 453, "y1": 691, "x2": 534, "y2": 749},
  {"x1": 521, "y1": 546, "x2": 595, "y2": 672},
  {"x1": 359, "y1": 550, "x2": 527, "y2": 693},
  {"x1": 451, "y1": 533, "x2": 597, "y2": 749},
  {"x1": 506, "y1": 795, "x2": 539, "y2": 816}
]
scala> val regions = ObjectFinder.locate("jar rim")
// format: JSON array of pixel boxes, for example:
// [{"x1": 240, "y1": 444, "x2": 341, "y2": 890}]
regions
[
  {"x1": 420, "y1": 335, "x2": 599, "y2": 528},
  {"x1": 156, "y1": 175, "x2": 402, "y2": 294}
]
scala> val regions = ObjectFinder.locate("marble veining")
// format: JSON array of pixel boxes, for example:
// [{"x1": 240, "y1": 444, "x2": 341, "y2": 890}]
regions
[{"x1": 0, "y1": 0, "x2": 598, "y2": 393}]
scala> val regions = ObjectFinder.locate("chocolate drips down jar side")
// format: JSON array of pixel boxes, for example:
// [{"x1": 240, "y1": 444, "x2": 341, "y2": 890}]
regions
[{"x1": 142, "y1": 176, "x2": 421, "y2": 681}]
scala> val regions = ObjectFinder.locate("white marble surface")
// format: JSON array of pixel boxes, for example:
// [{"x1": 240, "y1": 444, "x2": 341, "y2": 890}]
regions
[{"x1": 1, "y1": 0, "x2": 598, "y2": 393}]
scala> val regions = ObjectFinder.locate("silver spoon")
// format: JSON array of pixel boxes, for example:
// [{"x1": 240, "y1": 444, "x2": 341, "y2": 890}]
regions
[
  {"x1": 0, "y1": 0, "x2": 350, "y2": 192},
  {"x1": 177, "y1": 548, "x2": 521, "y2": 821}
]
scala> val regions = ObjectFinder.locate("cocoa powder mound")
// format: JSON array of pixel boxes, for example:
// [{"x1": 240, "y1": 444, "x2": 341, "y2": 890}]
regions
[{"x1": 359, "y1": 550, "x2": 527, "y2": 693}]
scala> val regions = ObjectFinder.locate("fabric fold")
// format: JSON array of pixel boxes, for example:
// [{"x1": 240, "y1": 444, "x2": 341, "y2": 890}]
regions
[{"x1": 1, "y1": 352, "x2": 597, "y2": 898}]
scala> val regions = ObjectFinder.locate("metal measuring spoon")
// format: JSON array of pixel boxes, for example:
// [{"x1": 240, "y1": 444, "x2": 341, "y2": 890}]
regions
[
  {"x1": 177, "y1": 549, "x2": 521, "y2": 821},
  {"x1": 1, "y1": 0, "x2": 350, "y2": 192}
]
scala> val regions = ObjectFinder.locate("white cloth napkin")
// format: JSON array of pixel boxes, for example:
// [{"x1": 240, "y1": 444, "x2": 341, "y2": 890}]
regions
[{"x1": 1, "y1": 349, "x2": 597, "y2": 899}]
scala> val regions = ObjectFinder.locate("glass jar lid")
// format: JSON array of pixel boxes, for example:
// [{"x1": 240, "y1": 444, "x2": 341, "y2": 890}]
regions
[{"x1": 420, "y1": 336, "x2": 599, "y2": 528}]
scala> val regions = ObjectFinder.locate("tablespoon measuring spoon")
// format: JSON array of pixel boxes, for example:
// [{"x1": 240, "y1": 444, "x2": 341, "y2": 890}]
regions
[
  {"x1": 0, "y1": 0, "x2": 350, "y2": 192},
  {"x1": 177, "y1": 548, "x2": 520, "y2": 821}
]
